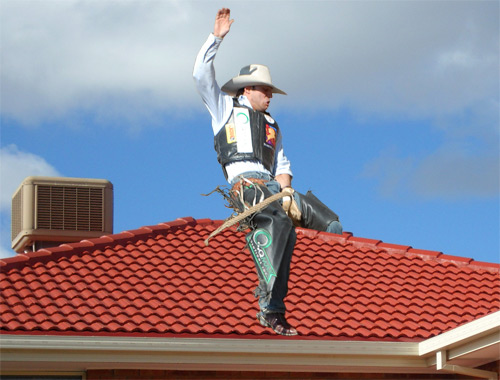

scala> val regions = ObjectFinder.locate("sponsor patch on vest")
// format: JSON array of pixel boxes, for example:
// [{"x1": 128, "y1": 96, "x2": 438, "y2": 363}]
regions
[
  {"x1": 265, "y1": 124, "x2": 277, "y2": 148},
  {"x1": 225, "y1": 123, "x2": 236, "y2": 144},
  {"x1": 264, "y1": 114, "x2": 275, "y2": 124},
  {"x1": 246, "y1": 229, "x2": 277, "y2": 283},
  {"x1": 234, "y1": 109, "x2": 253, "y2": 153}
]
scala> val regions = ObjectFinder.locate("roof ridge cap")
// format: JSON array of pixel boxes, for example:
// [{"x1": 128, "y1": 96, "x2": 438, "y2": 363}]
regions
[
  {"x1": 0, "y1": 217, "x2": 218, "y2": 271},
  {"x1": 296, "y1": 227, "x2": 500, "y2": 273},
  {"x1": 2, "y1": 217, "x2": 497, "y2": 274}
]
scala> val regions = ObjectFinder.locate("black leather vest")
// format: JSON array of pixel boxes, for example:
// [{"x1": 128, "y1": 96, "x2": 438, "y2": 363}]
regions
[{"x1": 214, "y1": 99, "x2": 280, "y2": 178}]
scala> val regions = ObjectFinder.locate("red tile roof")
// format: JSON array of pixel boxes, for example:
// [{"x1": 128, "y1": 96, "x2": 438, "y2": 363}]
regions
[{"x1": 1, "y1": 217, "x2": 499, "y2": 341}]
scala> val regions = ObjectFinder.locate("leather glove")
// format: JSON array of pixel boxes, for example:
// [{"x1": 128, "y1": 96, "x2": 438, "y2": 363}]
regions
[{"x1": 281, "y1": 187, "x2": 302, "y2": 226}]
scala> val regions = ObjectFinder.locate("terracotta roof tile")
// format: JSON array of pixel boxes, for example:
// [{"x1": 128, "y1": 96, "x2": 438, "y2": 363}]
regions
[{"x1": 1, "y1": 217, "x2": 499, "y2": 341}]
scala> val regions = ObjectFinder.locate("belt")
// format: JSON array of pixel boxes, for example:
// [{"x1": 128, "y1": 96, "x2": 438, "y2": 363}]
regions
[{"x1": 231, "y1": 177, "x2": 269, "y2": 194}]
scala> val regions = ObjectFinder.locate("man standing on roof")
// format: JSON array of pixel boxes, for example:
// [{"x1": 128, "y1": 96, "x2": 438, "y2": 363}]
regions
[{"x1": 193, "y1": 8, "x2": 342, "y2": 336}]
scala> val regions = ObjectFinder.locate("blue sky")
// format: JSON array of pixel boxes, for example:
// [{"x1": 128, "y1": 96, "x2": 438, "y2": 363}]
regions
[{"x1": 1, "y1": 0, "x2": 499, "y2": 264}]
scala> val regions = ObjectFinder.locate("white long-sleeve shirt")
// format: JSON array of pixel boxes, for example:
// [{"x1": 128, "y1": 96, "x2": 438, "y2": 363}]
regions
[{"x1": 193, "y1": 33, "x2": 293, "y2": 184}]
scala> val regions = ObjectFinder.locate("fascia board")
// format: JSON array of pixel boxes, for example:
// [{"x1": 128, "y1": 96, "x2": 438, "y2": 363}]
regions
[
  {"x1": 0, "y1": 335, "x2": 418, "y2": 356},
  {"x1": 0, "y1": 335, "x2": 423, "y2": 372}
]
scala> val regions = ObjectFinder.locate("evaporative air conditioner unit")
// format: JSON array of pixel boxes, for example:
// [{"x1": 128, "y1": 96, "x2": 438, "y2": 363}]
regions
[{"x1": 11, "y1": 176, "x2": 113, "y2": 253}]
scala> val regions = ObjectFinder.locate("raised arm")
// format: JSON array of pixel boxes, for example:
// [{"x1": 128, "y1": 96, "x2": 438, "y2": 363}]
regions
[{"x1": 193, "y1": 8, "x2": 235, "y2": 134}]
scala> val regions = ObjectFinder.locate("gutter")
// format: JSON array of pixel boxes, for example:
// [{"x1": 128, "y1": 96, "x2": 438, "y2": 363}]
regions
[{"x1": 0, "y1": 336, "x2": 427, "y2": 373}]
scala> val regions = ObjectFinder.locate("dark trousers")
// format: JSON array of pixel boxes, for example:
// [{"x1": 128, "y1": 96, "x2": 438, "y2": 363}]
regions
[{"x1": 232, "y1": 175, "x2": 341, "y2": 314}]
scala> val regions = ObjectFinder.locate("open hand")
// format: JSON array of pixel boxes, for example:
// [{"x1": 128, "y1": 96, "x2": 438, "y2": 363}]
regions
[{"x1": 213, "y1": 8, "x2": 234, "y2": 39}]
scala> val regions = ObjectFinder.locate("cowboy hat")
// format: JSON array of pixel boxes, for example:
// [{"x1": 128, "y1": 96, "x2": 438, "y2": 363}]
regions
[{"x1": 221, "y1": 64, "x2": 287, "y2": 96}]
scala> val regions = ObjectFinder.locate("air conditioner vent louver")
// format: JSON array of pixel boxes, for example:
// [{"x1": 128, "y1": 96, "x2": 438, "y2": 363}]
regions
[
  {"x1": 11, "y1": 176, "x2": 113, "y2": 253},
  {"x1": 36, "y1": 185, "x2": 104, "y2": 231}
]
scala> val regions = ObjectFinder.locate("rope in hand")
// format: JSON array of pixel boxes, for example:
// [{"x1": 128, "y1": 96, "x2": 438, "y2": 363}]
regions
[{"x1": 204, "y1": 190, "x2": 288, "y2": 246}]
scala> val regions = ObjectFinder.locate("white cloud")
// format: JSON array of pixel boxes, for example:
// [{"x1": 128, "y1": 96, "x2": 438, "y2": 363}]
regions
[
  {"x1": 1, "y1": 0, "x2": 199, "y2": 126},
  {"x1": 0, "y1": 145, "x2": 61, "y2": 211},
  {"x1": 1, "y1": 0, "x2": 497, "y2": 126},
  {"x1": 0, "y1": 145, "x2": 61, "y2": 259},
  {"x1": 0, "y1": 213, "x2": 15, "y2": 259}
]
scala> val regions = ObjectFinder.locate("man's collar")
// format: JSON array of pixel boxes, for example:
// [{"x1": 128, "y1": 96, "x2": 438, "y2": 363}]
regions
[
  {"x1": 235, "y1": 95, "x2": 271, "y2": 116},
  {"x1": 237, "y1": 95, "x2": 253, "y2": 109}
]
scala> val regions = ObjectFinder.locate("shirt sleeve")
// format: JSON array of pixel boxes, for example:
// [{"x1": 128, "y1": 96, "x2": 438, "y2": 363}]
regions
[
  {"x1": 193, "y1": 34, "x2": 233, "y2": 135},
  {"x1": 274, "y1": 132, "x2": 293, "y2": 178}
]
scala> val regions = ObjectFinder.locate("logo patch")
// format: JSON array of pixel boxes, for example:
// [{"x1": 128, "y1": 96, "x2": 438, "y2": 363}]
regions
[
  {"x1": 264, "y1": 114, "x2": 275, "y2": 124},
  {"x1": 225, "y1": 123, "x2": 236, "y2": 144},
  {"x1": 246, "y1": 229, "x2": 277, "y2": 283},
  {"x1": 265, "y1": 124, "x2": 277, "y2": 148},
  {"x1": 236, "y1": 112, "x2": 249, "y2": 124},
  {"x1": 234, "y1": 108, "x2": 253, "y2": 153}
]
